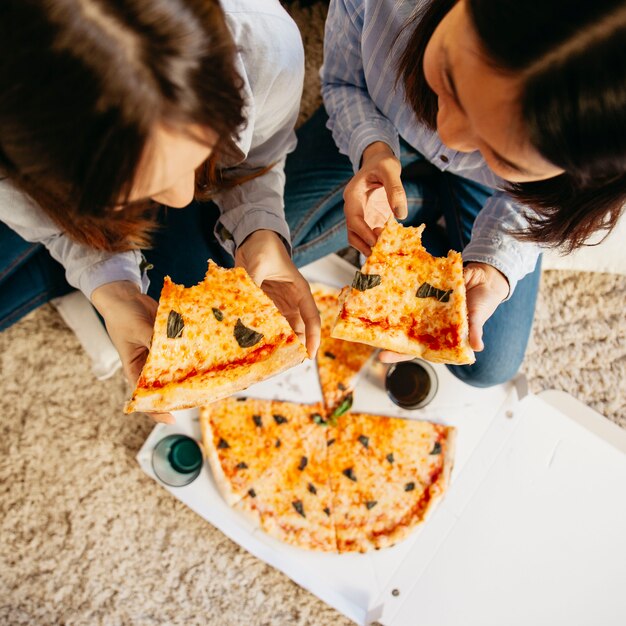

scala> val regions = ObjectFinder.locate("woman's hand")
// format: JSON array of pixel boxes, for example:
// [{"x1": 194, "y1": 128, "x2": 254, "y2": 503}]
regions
[
  {"x1": 379, "y1": 262, "x2": 510, "y2": 362},
  {"x1": 344, "y1": 141, "x2": 408, "y2": 256},
  {"x1": 235, "y1": 230, "x2": 321, "y2": 358},
  {"x1": 91, "y1": 280, "x2": 174, "y2": 424}
]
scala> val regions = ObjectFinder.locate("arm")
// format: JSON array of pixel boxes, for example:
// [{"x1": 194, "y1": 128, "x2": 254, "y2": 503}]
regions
[
  {"x1": 321, "y1": 0, "x2": 401, "y2": 170},
  {"x1": 463, "y1": 191, "x2": 542, "y2": 298},
  {"x1": 0, "y1": 180, "x2": 147, "y2": 299},
  {"x1": 212, "y1": 10, "x2": 304, "y2": 256},
  {"x1": 0, "y1": 181, "x2": 169, "y2": 419},
  {"x1": 210, "y1": 13, "x2": 320, "y2": 356}
]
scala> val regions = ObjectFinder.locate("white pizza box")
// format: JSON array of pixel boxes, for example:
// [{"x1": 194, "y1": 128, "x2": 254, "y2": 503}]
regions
[{"x1": 136, "y1": 255, "x2": 626, "y2": 625}]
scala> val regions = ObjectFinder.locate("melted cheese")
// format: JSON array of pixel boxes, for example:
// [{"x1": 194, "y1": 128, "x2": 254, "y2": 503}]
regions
[{"x1": 332, "y1": 220, "x2": 474, "y2": 365}]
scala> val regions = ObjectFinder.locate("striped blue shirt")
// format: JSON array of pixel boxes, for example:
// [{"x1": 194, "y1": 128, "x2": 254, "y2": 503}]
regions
[{"x1": 321, "y1": 0, "x2": 542, "y2": 295}]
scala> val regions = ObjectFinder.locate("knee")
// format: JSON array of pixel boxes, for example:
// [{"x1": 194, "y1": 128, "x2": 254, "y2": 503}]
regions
[{"x1": 447, "y1": 356, "x2": 522, "y2": 389}]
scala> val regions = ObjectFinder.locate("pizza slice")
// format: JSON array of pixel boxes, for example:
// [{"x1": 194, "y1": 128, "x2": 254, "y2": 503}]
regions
[
  {"x1": 200, "y1": 397, "x2": 324, "y2": 506},
  {"x1": 125, "y1": 261, "x2": 308, "y2": 413},
  {"x1": 331, "y1": 219, "x2": 475, "y2": 365},
  {"x1": 234, "y1": 416, "x2": 337, "y2": 551},
  {"x1": 311, "y1": 283, "x2": 375, "y2": 415},
  {"x1": 326, "y1": 412, "x2": 455, "y2": 552}
]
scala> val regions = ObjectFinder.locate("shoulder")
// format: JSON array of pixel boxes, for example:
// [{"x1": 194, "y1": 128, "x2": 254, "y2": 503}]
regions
[{"x1": 222, "y1": 0, "x2": 303, "y2": 66}]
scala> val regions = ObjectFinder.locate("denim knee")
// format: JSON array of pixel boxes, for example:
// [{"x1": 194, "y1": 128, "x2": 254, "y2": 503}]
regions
[{"x1": 446, "y1": 356, "x2": 522, "y2": 389}]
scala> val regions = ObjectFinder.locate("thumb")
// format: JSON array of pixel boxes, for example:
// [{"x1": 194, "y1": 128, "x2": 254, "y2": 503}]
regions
[
  {"x1": 466, "y1": 287, "x2": 500, "y2": 352},
  {"x1": 240, "y1": 254, "x2": 268, "y2": 287},
  {"x1": 379, "y1": 165, "x2": 408, "y2": 220}
]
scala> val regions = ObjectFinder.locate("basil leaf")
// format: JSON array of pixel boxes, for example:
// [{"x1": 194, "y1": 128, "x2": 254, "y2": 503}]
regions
[
  {"x1": 416, "y1": 282, "x2": 453, "y2": 302},
  {"x1": 292, "y1": 500, "x2": 305, "y2": 518},
  {"x1": 166, "y1": 310, "x2": 184, "y2": 338},
  {"x1": 331, "y1": 393, "x2": 353, "y2": 421},
  {"x1": 342, "y1": 467, "x2": 357, "y2": 482},
  {"x1": 358, "y1": 435, "x2": 369, "y2": 448},
  {"x1": 311, "y1": 413, "x2": 327, "y2": 426},
  {"x1": 234, "y1": 318, "x2": 263, "y2": 348},
  {"x1": 365, "y1": 500, "x2": 378, "y2": 510},
  {"x1": 352, "y1": 270, "x2": 382, "y2": 291},
  {"x1": 212, "y1": 307, "x2": 224, "y2": 322},
  {"x1": 430, "y1": 441, "x2": 442, "y2": 455}
]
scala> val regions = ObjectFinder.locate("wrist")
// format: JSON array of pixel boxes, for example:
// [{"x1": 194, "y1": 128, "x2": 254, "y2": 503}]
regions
[
  {"x1": 361, "y1": 141, "x2": 396, "y2": 166},
  {"x1": 466, "y1": 262, "x2": 510, "y2": 300},
  {"x1": 91, "y1": 280, "x2": 142, "y2": 314},
  {"x1": 238, "y1": 229, "x2": 289, "y2": 254}
]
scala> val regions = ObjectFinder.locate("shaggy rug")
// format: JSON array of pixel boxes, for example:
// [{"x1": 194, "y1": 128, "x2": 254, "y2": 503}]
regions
[{"x1": 1, "y1": 2, "x2": 624, "y2": 624}]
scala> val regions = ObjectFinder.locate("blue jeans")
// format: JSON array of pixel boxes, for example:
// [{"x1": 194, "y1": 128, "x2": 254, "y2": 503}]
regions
[
  {"x1": 0, "y1": 106, "x2": 540, "y2": 387},
  {"x1": 0, "y1": 227, "x2": 73, "y2": 331}
]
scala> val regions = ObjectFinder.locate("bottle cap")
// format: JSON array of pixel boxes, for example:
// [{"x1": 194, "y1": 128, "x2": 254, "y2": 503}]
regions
[
  {"x1": 168, "y1": 438, "x2": 202, "y2": 474},
  {"x1": 152, "y1": 434, "x2": 203, "y2": 487}
]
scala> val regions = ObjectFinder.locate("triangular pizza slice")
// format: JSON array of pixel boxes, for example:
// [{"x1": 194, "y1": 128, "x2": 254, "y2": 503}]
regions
[
  {"x1": 326, "y1": 412, "x2": 455, "y2": 553},
  {"x1": 199, "y1": 397, "x2": 324, "y2": 506},
  {"x1": 311, "y1": 283, "x2": 375, "y2": 416},
  {"x1": 125, "y1": 261, "x2": 308, "y2": 413},
  {"x1": 331, "y1": 219, "x2": 475, "y2": 365},
  {"x1": 234, "y1": 415, "x2": 336, "y2": 551}
]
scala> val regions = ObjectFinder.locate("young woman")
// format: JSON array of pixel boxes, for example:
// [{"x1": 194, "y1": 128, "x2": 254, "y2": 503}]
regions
[
  {"x1": 0, "y1": 0, "x2": 321, "y2": 410},
  {"x1": 283, "y1": 0, "x2": 626, "y2": 386}
]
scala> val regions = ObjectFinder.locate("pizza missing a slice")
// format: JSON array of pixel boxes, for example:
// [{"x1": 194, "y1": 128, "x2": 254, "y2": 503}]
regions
[
  {"x1": 201, "y1": 397, "x2": 455, "y2": 552},
  {"x1": 125, "y1": 261, "x2": 308, "y2": 414},
  {"x1": 331, "y1": 219, "x2": 475, "y2": 365}
]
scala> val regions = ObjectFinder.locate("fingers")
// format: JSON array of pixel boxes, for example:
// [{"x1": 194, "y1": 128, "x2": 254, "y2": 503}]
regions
[
  {"x1": 346, "y1": 209, "x2": 377, "y2": 249},
  {"x1": 378, "y1": 350, "x2": 414, "y2": 363},
  {"x1": 463, "y1": 263, "x2": 509, "y2": 353},
  {"x1": 466, "y1": 299, "x2": 488, "y2": 352},
  {"x1": 297, "y1": 288, "x2": 321, "y2": 358},
  {"x1": 149, "y1": 411, "x2": 175, "y2": 424},
  {"x1": 379, "y1": 164, "x2": 408, "y2": 220},
  {"x1": 347, "y1": 229, "x2": 373, "y2": 257}
]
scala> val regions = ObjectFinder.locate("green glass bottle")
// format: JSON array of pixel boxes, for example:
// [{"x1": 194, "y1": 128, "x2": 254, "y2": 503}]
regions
[{"x1": 151, "y1": 434, "x2": 203, "y2": 487}]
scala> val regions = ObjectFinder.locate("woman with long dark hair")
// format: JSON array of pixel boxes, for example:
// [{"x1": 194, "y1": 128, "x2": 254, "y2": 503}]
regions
[
  {"x1": 0, "y1": 0, "x2": 320, "y2": 413},
  {"x1": 284, "y1": 0, "x2": 626, "y2": 386}
]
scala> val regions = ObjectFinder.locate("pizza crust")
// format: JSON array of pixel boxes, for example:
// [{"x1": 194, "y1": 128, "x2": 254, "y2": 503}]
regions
[
  {"x1": 126, "y1": 338, "x2": 304, "y2": 413},
  {"x1": 199, "y1": 409, "x2": 244, "y2": 507}
]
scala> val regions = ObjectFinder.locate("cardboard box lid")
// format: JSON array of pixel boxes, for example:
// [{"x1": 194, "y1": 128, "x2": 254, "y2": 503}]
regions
[{"x1": 374, "y1": 390, "x2": 626, "y2": 626}]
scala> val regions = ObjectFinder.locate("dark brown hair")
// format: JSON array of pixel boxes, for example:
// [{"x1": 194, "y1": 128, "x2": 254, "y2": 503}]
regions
[
  {"x1": 397, "y1": 0, "x2": 626, "y2": 252},
  {"x1": 0, "y1": 0, "x2": 246, "y2": 251}
]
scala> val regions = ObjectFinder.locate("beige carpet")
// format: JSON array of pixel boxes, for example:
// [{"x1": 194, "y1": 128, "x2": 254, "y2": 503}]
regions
[{"x1": 1, "y1": 2, "x2": 624, "y2": 624}]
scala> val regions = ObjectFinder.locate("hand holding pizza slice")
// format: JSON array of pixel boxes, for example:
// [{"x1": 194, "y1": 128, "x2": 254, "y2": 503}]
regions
[{"x1": 124, "y1": 261, "x2": 309, "y2": 414}]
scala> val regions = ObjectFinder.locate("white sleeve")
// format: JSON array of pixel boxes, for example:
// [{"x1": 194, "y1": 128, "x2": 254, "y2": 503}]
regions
[{"x1": 0, "y1": 180, "x2": 149, "y2": 299}]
